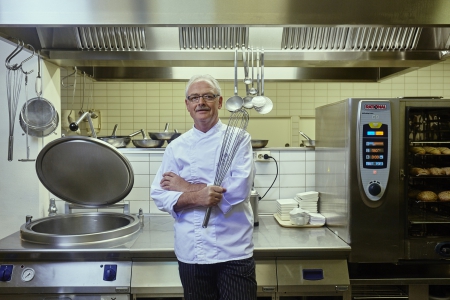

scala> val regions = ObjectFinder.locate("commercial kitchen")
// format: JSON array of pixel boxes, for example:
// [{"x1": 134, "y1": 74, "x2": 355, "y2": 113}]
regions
[{"x1": 1, "y1": 1, "x2": 450, "y2": 299}]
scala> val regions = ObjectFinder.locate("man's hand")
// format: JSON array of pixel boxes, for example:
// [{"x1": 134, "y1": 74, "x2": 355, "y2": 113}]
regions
[
  {"x1": 197, "y1": 185, "x2": 227, "y2": 207},
  {"x1": 160, "y1": 172, "x2": 194, "y2": 192},
  {"x1": 173, "y1": 185, "x2": 227, "y2": 212}
]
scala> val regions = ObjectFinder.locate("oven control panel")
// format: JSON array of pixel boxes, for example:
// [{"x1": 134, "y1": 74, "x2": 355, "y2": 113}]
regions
[
  {"x1": 0, "y1": 261, "x2": 131, "y2": 294},
  {"x1": 357, "y1": 100, "x2": 391, "y2": 201}
]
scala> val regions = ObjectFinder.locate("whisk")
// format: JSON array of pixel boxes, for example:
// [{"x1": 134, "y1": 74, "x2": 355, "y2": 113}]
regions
[
  {"x1": 6, "y1": 59, "x2": 24, "y2": 161},
  {"x1": 202, "y1": 108, "x2": 250, "y2": 228}
]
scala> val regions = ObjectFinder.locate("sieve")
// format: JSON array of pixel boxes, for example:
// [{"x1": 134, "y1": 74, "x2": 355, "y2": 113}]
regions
[{"x1": 19, "y1": 55, "x2": 58, "y2": 137}]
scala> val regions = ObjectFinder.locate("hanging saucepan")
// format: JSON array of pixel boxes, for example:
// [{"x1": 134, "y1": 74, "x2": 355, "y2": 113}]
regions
[
  {"x1": 19, "y1": 56, "x2": 59, "y2": 137},
  {"x1": 98, "y1": 124, "x2": 142, "y2": 148},
  {"x1": 132, "y1": 130, "x2": 165, "y2": 148}
]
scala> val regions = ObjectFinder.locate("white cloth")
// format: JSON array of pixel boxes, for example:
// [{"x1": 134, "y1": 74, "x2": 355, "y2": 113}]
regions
[{"x1": 150, "y1": 120, "x2": 256, "y2": 264}]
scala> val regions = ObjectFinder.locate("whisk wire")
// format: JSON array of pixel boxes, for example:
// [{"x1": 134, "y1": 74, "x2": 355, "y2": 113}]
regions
[{"x1": 203, "y1": 108, "x2": 249, "y2": 228}]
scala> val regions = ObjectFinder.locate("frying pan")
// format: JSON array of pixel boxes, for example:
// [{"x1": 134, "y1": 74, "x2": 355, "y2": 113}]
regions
[
  {"x1": 149, "y1": 123, "x2": 178, "y2": 140},
  {"x1": 132, "y1": 130, "x2": 165, "y2": 148},
  {"x1": 98, "y1": 124, "x2": 141, "y2": 148}
]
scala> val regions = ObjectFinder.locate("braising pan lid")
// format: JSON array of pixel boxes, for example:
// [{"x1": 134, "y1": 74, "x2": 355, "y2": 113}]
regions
[{"x1": 35, "y1": 136, "x2": 134, "y2": 207}]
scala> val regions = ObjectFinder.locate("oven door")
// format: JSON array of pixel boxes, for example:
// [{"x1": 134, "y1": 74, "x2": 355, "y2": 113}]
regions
[{"x1": 400, "y1": 98, "x2": 450, "y2": 260}]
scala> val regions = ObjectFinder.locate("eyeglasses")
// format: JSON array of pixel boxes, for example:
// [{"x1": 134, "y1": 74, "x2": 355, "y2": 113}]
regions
[{"x1": 186, "y1": 93, "x2": 219, "y2": 103}]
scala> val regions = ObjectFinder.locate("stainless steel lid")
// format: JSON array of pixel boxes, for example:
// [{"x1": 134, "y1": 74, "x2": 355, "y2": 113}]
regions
[{"x1": 35, "y1": 136, "x2": 134, "y2": 207}]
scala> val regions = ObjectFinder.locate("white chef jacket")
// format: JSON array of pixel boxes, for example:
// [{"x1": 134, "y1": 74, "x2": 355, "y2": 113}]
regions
[{"x1": 150, "y1": 120, "x2": 256, "y2": 264}]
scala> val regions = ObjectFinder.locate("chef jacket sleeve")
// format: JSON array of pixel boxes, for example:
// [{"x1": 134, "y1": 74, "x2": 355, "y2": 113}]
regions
[
  {"x1": 217, "y1": 132, "x2": 255, "y2": 214},
  {"x1": 150, "y1": 146, "x2": 183, "y2": 218}
]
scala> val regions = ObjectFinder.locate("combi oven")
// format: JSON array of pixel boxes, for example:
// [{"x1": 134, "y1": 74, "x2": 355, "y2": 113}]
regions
[{"x1": 316, "y1": 98, "x2": 450, "y2": 263}]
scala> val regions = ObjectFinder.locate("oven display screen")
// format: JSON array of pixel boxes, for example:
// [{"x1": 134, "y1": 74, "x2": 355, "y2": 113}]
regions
[{"x1": 362, "y1": 123, "x2": 389, "y2": 169}]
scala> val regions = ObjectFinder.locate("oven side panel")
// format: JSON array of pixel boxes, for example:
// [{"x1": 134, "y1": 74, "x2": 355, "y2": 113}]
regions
[{"x1": 316, "y1": 99, "x2": 351, "y2": 244}]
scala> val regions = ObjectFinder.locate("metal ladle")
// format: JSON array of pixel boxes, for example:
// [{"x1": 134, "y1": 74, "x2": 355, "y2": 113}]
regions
[
  {"x1": 242, "y1": 47, "x2": 254, "y2": 109},
  {"x1": 249, "y1": 47, "x2": 257, "y2": 95},
  {"x1": 252, "y1": 49, "x2": 267, "y2": 108},
  {"x1": 225, "y1": 47, "x2": 243, "y2": 112},
  {"x1": 255, "y1": 49, "x2": 273, "y2": 115}
]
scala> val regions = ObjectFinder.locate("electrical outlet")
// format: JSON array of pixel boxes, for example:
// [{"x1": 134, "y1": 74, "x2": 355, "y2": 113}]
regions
[{"x1": 255, "y1": 151, "x2": 271, "y2": 162}]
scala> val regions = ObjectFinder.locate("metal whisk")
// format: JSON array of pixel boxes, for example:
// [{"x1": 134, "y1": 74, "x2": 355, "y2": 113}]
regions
[{"x1": 202, "y1": 108, "x2": 250, "y2": 228}]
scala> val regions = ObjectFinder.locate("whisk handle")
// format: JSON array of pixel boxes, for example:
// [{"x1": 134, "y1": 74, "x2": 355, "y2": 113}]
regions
[
  {"x1": 8, "y1": 136, "x2": 13, "y2": 161},
  {"x1": 202, "y1": 207, "x2": 212, "y2": 228}
]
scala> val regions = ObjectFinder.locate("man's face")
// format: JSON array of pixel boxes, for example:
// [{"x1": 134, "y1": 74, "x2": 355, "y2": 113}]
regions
[{"x1": 185, "y1": 81, "x2": 223, "y2": 126}]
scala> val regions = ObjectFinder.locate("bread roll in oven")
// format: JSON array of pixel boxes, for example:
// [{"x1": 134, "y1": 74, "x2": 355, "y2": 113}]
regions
[
  {"x1": 442, "y1": 167, "x2": 450, "y2": 175},
  {"x1": 437, "y1": 147, "x2": 450, "y2": 155},
  {"x1": 417, "y1": 191, "x2": 438, "y2": 202},
  {"x1": 424, "y1": 146, "x2": 441, "y2": 155},
  {"x1": 410, "y1": 167, "x2": 430, "y2": 176},
  {"x1": 410, "y1": 147, "x2": 425, "y2": 155},
  {"x1": 438, "y1": 191, "x2": 450, "y2": 202},
  {"x1": 428, "y1": 167, "x2": 446, "y2": 176}
]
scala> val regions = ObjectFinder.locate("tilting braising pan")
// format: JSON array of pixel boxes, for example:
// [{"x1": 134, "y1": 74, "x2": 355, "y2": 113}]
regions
[{"x1": 20, "y1": 136, "x2": 140, "y2": 247}]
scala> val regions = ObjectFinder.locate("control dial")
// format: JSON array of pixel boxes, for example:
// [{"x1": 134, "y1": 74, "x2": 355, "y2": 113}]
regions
[
  {"x1": 368, "y1": 182, "x2": 382, "y2": 196},
  {"x1": 103, "y1": 264, "x2": 117, "y2": 281},
  {"x1": 0, "y1": 265, "x2": 13, "y2": 282}
]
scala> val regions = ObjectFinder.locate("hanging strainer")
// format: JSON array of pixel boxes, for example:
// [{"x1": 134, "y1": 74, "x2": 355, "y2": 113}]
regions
[{"x1": 19, "y1": 55, "x2": 59, "y2": 137}]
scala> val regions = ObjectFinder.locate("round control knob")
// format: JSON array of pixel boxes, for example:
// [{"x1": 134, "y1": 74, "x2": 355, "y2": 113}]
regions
[
  {"x1": 103, "y1": 268, "x2": 116, "y2": 281},
  {"x1": 69, "y1": 123, "x2": 79, "y2": 131},
  {"x1": 0, "y1": 268, "x2": 12, "y2": 282},
  {"x1": 368, "y1": 183, "x2": 382, "y2": 196}
]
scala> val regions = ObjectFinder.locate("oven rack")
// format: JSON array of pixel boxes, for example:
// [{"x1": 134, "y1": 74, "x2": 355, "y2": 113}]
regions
[{"x1": 408, "y1": 207, "x2": 450, "y2": 224}]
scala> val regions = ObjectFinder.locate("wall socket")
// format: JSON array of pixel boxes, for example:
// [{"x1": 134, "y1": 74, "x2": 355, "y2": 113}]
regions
[{"x1": 254, "y1": 151, "x2": 271, "y2": 162}]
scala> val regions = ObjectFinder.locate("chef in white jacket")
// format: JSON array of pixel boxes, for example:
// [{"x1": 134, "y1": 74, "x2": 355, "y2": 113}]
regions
[{"x1": 150, "y1": 74, "x2": 256, "y2": 300}]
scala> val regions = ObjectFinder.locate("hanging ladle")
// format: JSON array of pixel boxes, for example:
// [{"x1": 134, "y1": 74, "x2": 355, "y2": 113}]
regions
[
  {"x1": 242, "y1": 46, "x2": 254, "y2": 109},
  {"x1": 249, "y1": 47, "x2": 257, "y2": 96},
  {"x1": 225, "y1": 46, "x2": 243, "y2": 112},
  {"x1": 252, "y1": 49, "x2": 267, "y2": 109}
]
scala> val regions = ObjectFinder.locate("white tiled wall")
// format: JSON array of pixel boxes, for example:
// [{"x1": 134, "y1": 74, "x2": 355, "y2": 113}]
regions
[
  {"x1": 60, "y1": 60, "x2": 450, "y2": 146},
  {"x1": 81, "y1": 148, "x2": 315, "y2": 216}
]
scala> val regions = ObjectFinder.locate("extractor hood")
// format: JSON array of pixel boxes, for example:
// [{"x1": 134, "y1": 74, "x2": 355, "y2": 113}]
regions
[{"x1": 1, "y1": 0, "x2": 450, "y2": 82}]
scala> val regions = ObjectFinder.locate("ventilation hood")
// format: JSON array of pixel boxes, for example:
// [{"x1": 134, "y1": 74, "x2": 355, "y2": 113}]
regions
[{"x1": 1, "y1": 0, "x2": 450, "y2": 82}]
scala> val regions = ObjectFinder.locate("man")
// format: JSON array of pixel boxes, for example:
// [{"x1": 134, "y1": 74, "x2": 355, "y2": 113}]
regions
[{"x1": 150, "y1": 74, "x2": 256, "y2": 300}]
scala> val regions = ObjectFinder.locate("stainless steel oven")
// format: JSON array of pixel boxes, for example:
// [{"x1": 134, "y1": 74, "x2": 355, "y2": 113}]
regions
[{"x1": 316, "y1": 98, "x2": 450, "y2": 263}]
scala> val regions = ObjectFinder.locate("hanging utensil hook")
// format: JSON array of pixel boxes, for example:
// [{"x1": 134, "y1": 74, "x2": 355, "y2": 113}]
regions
[
  {"x1": 35, "y1": 54, "x2": 43, "y2": 97},
  {"x1": 20, "y1": 44, "x2": 35, "y2": 75},
  {"x1": 5, "y1": 39, "x2": 24, "y2": 70},
  {"x1": 61, "y1": 66, "x2": 77, "y2": 87}
]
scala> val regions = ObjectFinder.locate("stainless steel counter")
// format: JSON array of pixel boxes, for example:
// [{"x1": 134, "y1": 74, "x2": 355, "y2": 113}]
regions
[{"x1": 0, "y1": 215, "x2": 350, "y2": 262}]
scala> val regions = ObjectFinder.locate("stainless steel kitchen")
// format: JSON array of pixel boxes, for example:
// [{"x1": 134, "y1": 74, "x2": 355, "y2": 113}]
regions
[{"x1": 1, "y1": 1, "x2": 450, "y2": 299}]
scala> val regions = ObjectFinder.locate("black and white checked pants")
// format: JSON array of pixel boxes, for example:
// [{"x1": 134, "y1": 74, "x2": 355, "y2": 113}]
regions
[{"x1": 178, "y1": 257, "x2": 257, "y2": 300}]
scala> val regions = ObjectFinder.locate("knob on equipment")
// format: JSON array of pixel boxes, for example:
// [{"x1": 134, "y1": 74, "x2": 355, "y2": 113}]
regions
[
  {"x1": 0, "y1": 265, "x2": 13, "y2": 282},
  {"x1": 368, "y1": 183, "x2": 382, "y2": 196},
  {"x1": 103, "y1": 264, "x2": 117, "y2": 281}
]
